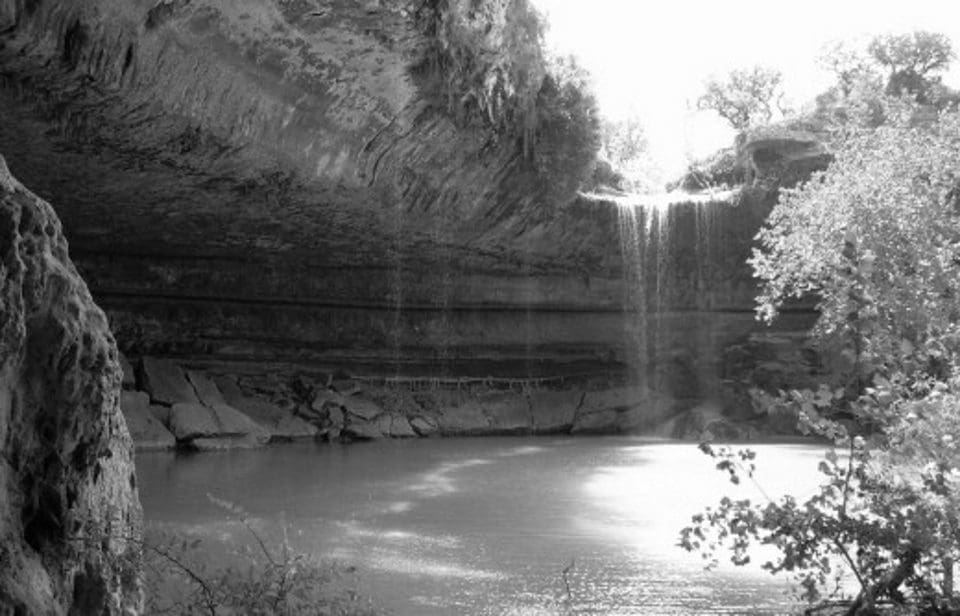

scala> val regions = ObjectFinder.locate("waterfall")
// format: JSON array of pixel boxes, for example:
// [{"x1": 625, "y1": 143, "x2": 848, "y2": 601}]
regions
[{"x1": 611, "y1": 188, "x2": 737, "y2": 385}]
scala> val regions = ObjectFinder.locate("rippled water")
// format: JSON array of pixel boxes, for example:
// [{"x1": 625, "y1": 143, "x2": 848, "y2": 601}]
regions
[{"x1": 137, "y1": 437, "x2": 828, "y2": 615}]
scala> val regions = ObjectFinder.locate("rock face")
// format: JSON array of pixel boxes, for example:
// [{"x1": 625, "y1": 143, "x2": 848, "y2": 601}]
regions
[
  {"x1": 120, "y1": 391, "x2": 175, "y2": 451},
  {"x1": 739, "y1": 127, "x2": 833, "y2": 186},
  {"x1": 0, "y1": 0, "x2": 623, "y2": 372},
  {"x1": 0, "y1": 156, "x2": 141, "y2": 614},
  {"x1": 0, "y1": 0, "x2": 825, "y2": 440}
]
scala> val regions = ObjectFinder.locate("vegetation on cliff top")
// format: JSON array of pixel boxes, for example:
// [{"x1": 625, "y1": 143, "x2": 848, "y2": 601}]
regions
[{"x1": 412, "y1": 0, "x2": 600, "y2": 199}]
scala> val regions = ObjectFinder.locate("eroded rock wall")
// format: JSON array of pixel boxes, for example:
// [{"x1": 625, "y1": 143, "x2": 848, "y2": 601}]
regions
[
  {"x1": 0, "y1": 156, "x2": 141, "y2": 614},
  {"x1": 0, "y1": 0, "x2": 618, "y2": 370}
]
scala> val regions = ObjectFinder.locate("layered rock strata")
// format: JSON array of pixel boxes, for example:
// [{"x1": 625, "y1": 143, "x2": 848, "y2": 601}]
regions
[{"x1": 0, "y1": 0, "x2": 830, "y2": 442}]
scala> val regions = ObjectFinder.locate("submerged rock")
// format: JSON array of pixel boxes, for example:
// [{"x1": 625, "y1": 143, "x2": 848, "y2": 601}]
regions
[{"x1": 0, "y1": 155, "x2": 141, "y2": 614}]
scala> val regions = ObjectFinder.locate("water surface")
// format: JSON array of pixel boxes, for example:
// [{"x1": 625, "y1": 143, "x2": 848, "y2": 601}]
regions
[{"x1": 137, "y1": 437, "x2": 828, "y2": 615}]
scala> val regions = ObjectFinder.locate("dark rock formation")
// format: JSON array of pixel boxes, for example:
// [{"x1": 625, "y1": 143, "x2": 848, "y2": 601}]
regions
[
  {"x1": 0, "y1": 0, "x2": 617, "y2": 372},
  {"x1": 0, "y1": 156, "x2": 141, "y2": 614},
  {"x1": 0, "y1": 0, "x2": 828, "y2": 442},
  {"x1": 738, "y1": 127, "x2": 833, "y2": 186}
]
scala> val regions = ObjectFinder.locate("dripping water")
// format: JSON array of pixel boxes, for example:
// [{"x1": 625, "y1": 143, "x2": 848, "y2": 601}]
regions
[
  {"x1": 611, "y1": 188, "x2": 737, "y2": 387},
  {"x1": 390, "y1": 200, "x2": 405, "y2": 379}
]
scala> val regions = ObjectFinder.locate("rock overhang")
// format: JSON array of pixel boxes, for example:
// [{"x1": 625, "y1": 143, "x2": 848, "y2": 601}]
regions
[{"x1": 0, "y1": 0, "x2": 816, "y2": 376}]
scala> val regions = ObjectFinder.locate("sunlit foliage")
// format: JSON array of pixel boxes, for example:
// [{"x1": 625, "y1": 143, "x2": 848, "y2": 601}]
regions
[
  {"x1": 681, "y1": 105, "x2": 960, "y2": 614},
  {"x1": 413, "y1": 0, "x2": 601, "y2": 195},
  {"x1": 869, "y1": 31, "x2": 955, "y2": 102},
  {"x1": 697, "y1": 66, "x2": 787, "y2": 130}
]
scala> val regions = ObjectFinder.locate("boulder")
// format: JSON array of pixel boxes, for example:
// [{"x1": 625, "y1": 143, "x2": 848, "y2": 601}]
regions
[
  {"x1": 377, "y1": 414, "x2": 418, "y2": 438},
  {"x1": 212, "y1": 375, "x2": 245, "y2": 401},
  {"x1": 0, "y1": 155, "x2": 141, "y2": 614},
  {"x1": 478, "y1": 392, "x2": 531, "y2": 433},
  {"x1": 328, "y1": 405, "x2": 345, "y2": 430},
  {"x1": 528, "y1": 390, "x2": 582, "y2": 433},
  {"x1": 341, "y1": 396, "x2": 383, "y2": 421},
  {"x1": 343, "y1": 418, "x2": 384, "y2": 440},
  {"x1": 141, "y1": 357, "x2": 200, "y2": 405},
  {"x1": 166, "y1": 402, "x2": 270, "y2": 446},
  {"x1": 331, "y1": 379, "x2": 361, "y2": 396},
  {"x1": 186, "y1": 370, "x2": 228, "y2": 407},
  {"x1": 165, "y1": 403, "x2": 223, "y2": 440},
  {"x1": 227, "y1": 396, "x2": 318, "y2": 441},
  {"x1": 410, "y1": 415, "x2": 440, "y2": 437},
  {"x1": 214, "y1": 375, "x2": 316, "y2": 440},
  {"x1": 310, "y1": 389, "x2": 345, "y2": 413},
  {"x1": 118, "y1": 351, "x2": 136, "y2": 389},
  {"x1": 120, "y1": 391, "x2": 175, "y2": 451},
  {"x1": 436, "y1": 399, "x2": 491, "y2": 435}
]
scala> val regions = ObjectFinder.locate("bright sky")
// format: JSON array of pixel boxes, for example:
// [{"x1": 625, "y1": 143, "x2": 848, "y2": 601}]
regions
[{"x1": 531, "y1": 0, "x2": 960, "y2": 176}]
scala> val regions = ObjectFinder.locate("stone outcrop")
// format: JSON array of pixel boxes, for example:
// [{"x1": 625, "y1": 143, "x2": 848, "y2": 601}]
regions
[
  {"x1": 0, "y1": 156, "x2": 141, "y2": 614},
  {"x1": 738, "y1": 127, "x2": 833, "y2": 186}
]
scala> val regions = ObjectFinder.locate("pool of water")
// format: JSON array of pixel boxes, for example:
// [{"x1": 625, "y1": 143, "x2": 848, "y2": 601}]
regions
[{"x1": 136, "y1": 437, "x2": 829, "y2": 615}]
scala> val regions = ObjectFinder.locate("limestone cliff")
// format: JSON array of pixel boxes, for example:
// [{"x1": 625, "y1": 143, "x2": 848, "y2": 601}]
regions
[
  {"x1": 0, "y1": 0, "x2": 829, "y2": 442},
  {"x1": 0, "y1": 0, "x2": 615, "y2": 369},
  {"x1": 0, "y1": 156, "x2": 141, "y2": 614}
]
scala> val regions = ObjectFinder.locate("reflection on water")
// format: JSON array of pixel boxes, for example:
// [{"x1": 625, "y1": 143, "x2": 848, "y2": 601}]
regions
[{"x1": 137, "y1": 437, "x2": 827, "y2": 615}]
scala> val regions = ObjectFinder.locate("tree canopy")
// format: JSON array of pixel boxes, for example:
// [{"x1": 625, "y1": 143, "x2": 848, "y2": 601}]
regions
[
  {"x1": 682, "y1": 101, "x2": 960, "y2": 614},
  {"x1": 697, "y1": 66, "x2": 786, "y2": 130}
]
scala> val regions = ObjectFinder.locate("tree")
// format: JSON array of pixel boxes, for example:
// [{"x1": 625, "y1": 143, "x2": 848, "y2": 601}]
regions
[
  {"x1": 681, "y1": 104, "x2": 960, "y2": 613},
  {"x1": 868, "y1": 31, "x2": 955, "y2": 102},
  {"x1": 697, "y1": 66, "x2": 786, "y2": 130},
  {"x1": 600, "y1": 116, "x2": 648, "y2": 169},
  {"x1": 817, "y1": 40, "x2": 882, "y2": 98},
  {"x1": 533, "y1": 54, "x2": 602, "y2": 199},
  {"x1": 598, "y1": 116, "x2": 662, "y2": 192}
]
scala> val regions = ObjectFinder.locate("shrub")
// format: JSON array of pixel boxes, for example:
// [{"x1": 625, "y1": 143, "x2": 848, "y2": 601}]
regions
[
  {"x1": 680, "y1": 104, "x2": 960, "y2": 614},
  {"x1": 412, "y1": 0, "x2": 601, "y2": 196},
  {"x1": 698, "y1": 66, "x2": 787, "y2": 131},
  {"x1": 142, "y1": 496, "x2": 377, "y2": 615}
]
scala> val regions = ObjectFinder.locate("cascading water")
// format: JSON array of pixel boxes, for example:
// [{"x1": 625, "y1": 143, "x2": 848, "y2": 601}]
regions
[{"x1": 610, "y1": 188, "x2": 738, "y2": 390}]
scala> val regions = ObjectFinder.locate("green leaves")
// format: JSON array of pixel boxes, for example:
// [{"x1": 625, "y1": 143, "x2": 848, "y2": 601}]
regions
[
  {"x1": 687, "y1": 106, "x2": 960, "y2": 611},
  {"x1": 698, "y1": 66, "x2": 787, "y2": 130}
]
